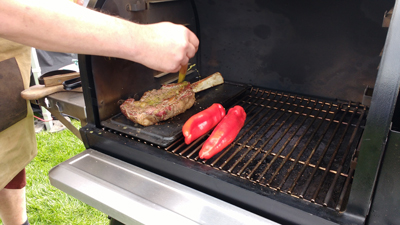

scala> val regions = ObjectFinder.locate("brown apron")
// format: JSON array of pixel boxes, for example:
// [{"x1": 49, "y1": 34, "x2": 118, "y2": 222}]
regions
[{"x1": 0, "y1": 38, "x2": 37, "y2": 189}]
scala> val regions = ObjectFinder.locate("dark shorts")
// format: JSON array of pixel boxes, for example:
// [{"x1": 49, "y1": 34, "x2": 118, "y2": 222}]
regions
[{"x1": 4, "y1": 168, "x2": 26, "y2": 189}]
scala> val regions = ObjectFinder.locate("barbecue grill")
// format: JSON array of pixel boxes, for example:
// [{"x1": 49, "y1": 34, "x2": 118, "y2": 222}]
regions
[{"x1": 49, "y1": 0, "x2": 400, "y2": 224}]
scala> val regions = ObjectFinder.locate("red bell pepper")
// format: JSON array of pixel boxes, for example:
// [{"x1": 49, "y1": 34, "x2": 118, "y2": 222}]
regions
[
  {"x1": 182, "y1": 103, "x2": 226, "y2": 145},
  {"x1": 199, "y1": 105, "x2": 246, "y2": 160}
]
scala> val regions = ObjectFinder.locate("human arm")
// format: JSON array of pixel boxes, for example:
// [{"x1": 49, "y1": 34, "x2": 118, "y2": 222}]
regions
[{"x1": 0, "y1": 0, "x2": 199, "y2": 72}]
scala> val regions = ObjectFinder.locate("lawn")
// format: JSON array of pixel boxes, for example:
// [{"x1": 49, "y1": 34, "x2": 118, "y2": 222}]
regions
[{"x1": 1, "y1": 119, "x2": 109, "y2": 225}]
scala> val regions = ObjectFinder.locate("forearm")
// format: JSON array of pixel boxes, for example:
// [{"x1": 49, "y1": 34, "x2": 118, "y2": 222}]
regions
[
  {"x1": 0, "y1": 0, "x2": 138, "y2": 60},
  {"x1": 0, "y1": 0, "x2": 199, "y2": 72}
]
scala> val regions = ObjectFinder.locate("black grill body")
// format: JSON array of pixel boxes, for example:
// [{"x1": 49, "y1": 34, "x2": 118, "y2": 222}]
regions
[{"x1": 78, "y1": 0, "x2": 400, "y2": 224}]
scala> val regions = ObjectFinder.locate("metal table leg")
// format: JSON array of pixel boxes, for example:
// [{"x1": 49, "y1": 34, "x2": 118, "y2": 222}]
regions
[{"x1": 34, "y1": 91, "x2": 86, "y2": 141}]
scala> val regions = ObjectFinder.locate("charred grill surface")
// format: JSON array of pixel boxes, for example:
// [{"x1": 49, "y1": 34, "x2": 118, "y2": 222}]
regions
[{"x1": 163, "y1": 87, "x2": 366, "y2": 210}]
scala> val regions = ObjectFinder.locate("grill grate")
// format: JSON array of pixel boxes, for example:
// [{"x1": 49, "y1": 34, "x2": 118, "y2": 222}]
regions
[{"x1": 164, "y1": 87, "x2": 367, "y2": 210}]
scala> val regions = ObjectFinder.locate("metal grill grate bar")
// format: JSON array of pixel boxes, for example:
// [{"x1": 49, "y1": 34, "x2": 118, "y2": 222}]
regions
[
  {"x1": 298, "y1": 105, "x2": 350, "y2": 199},
  {"x1": 210, "y1": 89, "x2": 283, "y2": 167},
  {"x1": 223, "y1": 95, "x2": 294, "y2": 171},
  {"x1": 277, "y1": 102, "x2": 331, "y2": 191},
  {"x1": 310, "y1": 105, "x2": 357, "y2": 202},
  {"x1": 286, "y1": 104, "x2": 340, "y2": 194},
  {"x1": 157, "y1": 88, "x2": 366, "y2": 211},
  {"x1": 266, "y1": 101, "x2": 320, "y2": 187},
  {"x1": 323, "y1": 107, "x2": 365, "y2": 206},
  {"x1": 232, "y1": 94, "x2": 290, "y2": 175},
  {"x1": 257, "y1": 98, "x2": 310, "y2": 184}
]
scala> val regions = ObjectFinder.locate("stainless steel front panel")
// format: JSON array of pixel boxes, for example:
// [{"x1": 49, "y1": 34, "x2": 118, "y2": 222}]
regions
[{"x1": 49, "y1": 149, "x2": 279, "y2": 225}]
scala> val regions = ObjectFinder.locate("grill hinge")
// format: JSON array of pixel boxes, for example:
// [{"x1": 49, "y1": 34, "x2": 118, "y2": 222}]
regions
[{"x1": 126, "y1": 0, "x2": 147, "y2": 12}]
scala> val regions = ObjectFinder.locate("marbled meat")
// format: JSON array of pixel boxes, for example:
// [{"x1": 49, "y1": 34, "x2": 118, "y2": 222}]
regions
[{"x1": 120, "y1": 81, "x2": 195, "y2": 126}]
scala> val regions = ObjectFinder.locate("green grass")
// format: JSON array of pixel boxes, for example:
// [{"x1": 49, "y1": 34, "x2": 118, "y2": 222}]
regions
[{"x1": 1, "y1": 119, "x2": 109, "y2": 225}]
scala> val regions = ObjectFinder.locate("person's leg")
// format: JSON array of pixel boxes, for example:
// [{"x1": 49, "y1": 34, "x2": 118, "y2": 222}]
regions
[
  {"x1": 0, "y1": 169, "x2": 28, "y2": 225},
  {"x1": 0, "y1": 188, "x2": 27, "y2": 225}
]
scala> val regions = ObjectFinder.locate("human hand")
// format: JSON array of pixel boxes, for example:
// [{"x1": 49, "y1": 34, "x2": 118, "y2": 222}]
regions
[
  {"x1": 131, "y1": 22, "x2": 199, "y2": 73},
  {"x1": 69, "y1": 0, "x2": 84, "y2": 6}
]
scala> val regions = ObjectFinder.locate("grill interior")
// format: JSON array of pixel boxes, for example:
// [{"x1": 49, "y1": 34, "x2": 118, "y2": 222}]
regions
[
  {"x1": 150, "y1": 87, "x2": 367, "y2": 210},
  {"x1": 79, "y1": 0, "x2": 391, "y2": 222}
]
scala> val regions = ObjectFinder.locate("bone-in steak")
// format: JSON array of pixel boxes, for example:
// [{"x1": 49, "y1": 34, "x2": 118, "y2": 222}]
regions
[
  {"x1": 120, "y1": 81, "x2": 195, "y2": 126},
  {"x1": 120, "y1": 72, "x2": 224, "y2": 126}
]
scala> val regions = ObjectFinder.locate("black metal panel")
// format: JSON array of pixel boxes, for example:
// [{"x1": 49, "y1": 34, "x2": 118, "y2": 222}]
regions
[
  {"x1": 193, "y1": 0, "x2": 394, "y2": 103},
  {"x1": 346, "y1": 0, "x2": 400, "y2": 220},
  {"x1": 78, "y1": 54, "x2": 99, "y2": 128},
  {"x1": 391, "y1": 92, "x2": 400, "y2": 131},
  {"x1": 367, "y1": 131, "x2": 400, "y2": 224}
]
